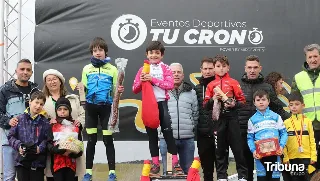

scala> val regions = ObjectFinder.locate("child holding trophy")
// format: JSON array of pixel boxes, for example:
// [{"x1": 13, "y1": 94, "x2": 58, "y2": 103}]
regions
[
  {"x1": 203, "y1": 54, "x2": 247, "y2": 181},
  {"x1": 132, "y1": 41, "x2": 183, "y2": 176},
  {"x1": 247, "y1": 90, "x2": 288, "y2": 181},
  {"x1": 80, "y1": 37, "x2": 124, "y2": 181},
  {"x1": 47, "y1": 97, "x2": 83, "y2": 181}
]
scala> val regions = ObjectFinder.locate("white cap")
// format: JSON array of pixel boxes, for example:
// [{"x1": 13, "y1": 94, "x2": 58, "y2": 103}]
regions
[{"x1": 43, "y1": 69, "x2": 65, "y2": 84}]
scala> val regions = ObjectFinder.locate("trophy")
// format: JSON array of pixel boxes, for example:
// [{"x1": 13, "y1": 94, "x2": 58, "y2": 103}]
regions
[
  {"x1": 109, "y1": 58, "x2": 128, "y2": 131},
  {"x1": 68, "y1": 77, "x2": 85, "y2": 105},
  {"x1": 69, "y1": 77, "x2": 78, "y2": 91},
  {"x1": 213, "y1": 86, "x2": 233, "y2": 104},
  {"x1": 212, "y1": 87, "x2": 235, "y2": 120},
  {"x1": 212, "y1": 98, "x2": 221, "y2": 121},
  {"x1": 255, "y1": 138, "x2": 280, "y2": 158},
  {"x1": 77, "y1": 82, "x2": 86, "y2": 106},
  {"x1": 211, "y1": 87, "x2": 227, "y2": 121}
]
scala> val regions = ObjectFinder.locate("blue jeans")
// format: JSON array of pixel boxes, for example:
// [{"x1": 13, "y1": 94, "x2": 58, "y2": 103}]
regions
[
  {"x1": 2, "y1": 145, "x2": 17, "y2": 181},
  {"x1": 159, "y1": 138, "x2": 195, "y2": 175}
]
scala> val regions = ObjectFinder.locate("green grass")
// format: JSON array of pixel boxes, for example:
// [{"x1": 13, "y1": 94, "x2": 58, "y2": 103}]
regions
[{"x1": 92, "y1": 161, "x2": 237, "y2": 181}]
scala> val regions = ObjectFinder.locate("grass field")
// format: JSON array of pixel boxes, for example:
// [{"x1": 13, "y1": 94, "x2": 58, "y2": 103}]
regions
[{"x1": 91, "y1": 161, "x2": 237, "y2": 181}]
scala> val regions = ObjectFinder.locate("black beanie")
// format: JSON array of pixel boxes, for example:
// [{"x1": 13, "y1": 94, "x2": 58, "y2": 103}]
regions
[{"x1": 55, "y1": 97, "x2": 72, "y2": 115}]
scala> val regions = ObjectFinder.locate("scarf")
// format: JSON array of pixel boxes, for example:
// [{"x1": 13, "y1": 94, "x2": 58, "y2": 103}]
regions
[{"x1": 90, "y1": 56, "x2": 111, "y2": 68}]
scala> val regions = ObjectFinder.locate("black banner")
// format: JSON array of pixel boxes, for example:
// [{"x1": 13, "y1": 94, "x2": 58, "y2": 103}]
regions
[{"x1": 34, "y1": 0, "x2": 320, "y2": 140}]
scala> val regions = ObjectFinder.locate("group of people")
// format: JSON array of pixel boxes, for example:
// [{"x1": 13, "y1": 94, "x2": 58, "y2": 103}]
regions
[
  {"x1": 0, "y1": 59, "x2": 87, "y2": 181},
  {"x1": 133, "y1": 42, "x2": 320, "y2": 181},
  {"x1": 0, "y1": 37, "x2": 124, "y2": 181},
  {"x1": 0, "y1": 37, "x2": 320, "y2": 181}
]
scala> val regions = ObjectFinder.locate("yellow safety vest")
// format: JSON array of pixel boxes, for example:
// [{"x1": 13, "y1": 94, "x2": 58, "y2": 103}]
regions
[{"x1": 295, "y1": 71, "x2": 320, "y2": 121}]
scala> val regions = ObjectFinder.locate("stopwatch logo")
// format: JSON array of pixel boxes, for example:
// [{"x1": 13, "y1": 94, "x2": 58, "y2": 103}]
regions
[
  {"x1": 248, "y1": 28, "x2": 263, "y2": 45},
  {"x1": 111, "y1": 14, "x2": 148, "y2": 50}
]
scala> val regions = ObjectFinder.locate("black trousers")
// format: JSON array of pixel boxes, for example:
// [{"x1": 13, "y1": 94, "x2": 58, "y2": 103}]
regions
[
  {"x1": 16, "y1": 166, "x2": 44, "y2": 181},
  {"x1": 197, "y1": 136, "x2": 216, "y2": 181},
  {"x1": 53, "y1": 167, "x2": 76, "y2": 181},
  {"x1": 241, "y1": 131, "x2": 254, "y2": 181},
  {"x1": 314, "y1": 129, "x2": 320, "y2": 169},
  {"x1": 85, "y1": 103, "x2": 115, "y2": 170},
  {"x1": 290, "y1": 158, "x2": 311, "y2": 181},
  {"x1": 282, "y1": 171, "x2": 292, "y2": 181},
  {"x1": 146, "y1": 101, "x2": 177, "y2": 157},
  {"x1": 280, "y1": 154, "x2": 292, "y2": 181},
  {"x1": 215, "y1": 111, "x2": 247, "y2": 180},
  {"x1": 197, "y1": 134, "x2": 229, "y2": 181}
]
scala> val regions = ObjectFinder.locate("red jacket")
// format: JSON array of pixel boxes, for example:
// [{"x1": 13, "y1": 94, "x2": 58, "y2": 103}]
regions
[
  {"x1": 51, "y1": 123, "x2": 82, "y2": 173},
  {"x1": 203, "y1": 73, "x2": 246, "y2": 106}
]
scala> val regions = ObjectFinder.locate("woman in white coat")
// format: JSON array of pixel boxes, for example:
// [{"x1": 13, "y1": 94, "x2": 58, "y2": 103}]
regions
[{"x1": 42, "y1": 69, "x2": 85, "y2": 181}]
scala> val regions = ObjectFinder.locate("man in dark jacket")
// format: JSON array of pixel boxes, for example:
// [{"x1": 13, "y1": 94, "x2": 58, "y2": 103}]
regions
[
  {"x1": 238, "y1": 55, "x2": 291, "y2": 181},
  {"x1": 0, "y1": 59, "x2": 39, "y2": 181},
  {"x1": 195, "y1": 57, "x2": 217, "y2": 181}
]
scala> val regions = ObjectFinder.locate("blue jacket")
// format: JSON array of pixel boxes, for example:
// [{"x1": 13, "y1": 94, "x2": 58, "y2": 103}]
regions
[
  {"x1": 81, "y1": 63, "x2": 118, "y2": 105},
  {"x1": 247, "y1": 107, "x2": 288, "y2": 153},
  {"x1": 7, "y1": 109, "x2": 51, "y2": 168}
]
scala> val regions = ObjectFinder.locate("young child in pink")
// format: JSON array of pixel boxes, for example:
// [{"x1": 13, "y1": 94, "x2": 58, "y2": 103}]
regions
[{"x1": 132, "y1": 41, "x2": 183, "y2": 175}]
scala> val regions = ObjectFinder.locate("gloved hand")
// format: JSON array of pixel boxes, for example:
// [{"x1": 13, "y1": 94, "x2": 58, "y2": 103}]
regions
[
  {"x1": 52, "y1": 144, "x2": 66, "y2": 155},
  {"x1": 69, "y1": 151, "x2": 83, "y2": 158}
]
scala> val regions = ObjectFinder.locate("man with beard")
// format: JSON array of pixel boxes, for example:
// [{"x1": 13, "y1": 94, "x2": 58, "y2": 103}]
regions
[
  {"x1": 0, "y1": 59, "x2": 40, "y2": 181},
  {"x1": 291, "y1": 44, "x2": 320, "y2": 169},
  {"x1": 195, "y1": 57, "x2": 217, "y2": 181},
  {"x1": 238, "y1": 55, "x2": 290, "y2": 181}
]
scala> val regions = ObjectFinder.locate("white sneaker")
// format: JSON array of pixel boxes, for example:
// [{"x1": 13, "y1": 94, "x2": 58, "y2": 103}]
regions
[
  {"x1": 239, "y1": 178, "x2": 247, "y2": 181},
  {"x1": 218, "y1": 179, "x2": 228, "y2": 181}
]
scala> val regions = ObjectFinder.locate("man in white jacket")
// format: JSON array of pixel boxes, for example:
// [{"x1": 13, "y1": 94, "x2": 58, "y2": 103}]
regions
[{"x1": 159, "y1": 63, "x2": 199, "y2": 175}]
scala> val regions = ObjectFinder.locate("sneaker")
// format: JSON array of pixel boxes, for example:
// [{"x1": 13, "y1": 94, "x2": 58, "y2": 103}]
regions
[
  {"x1": 173, "y1": 163, "x2": 184, "y2": 175},
  {"x1": 82, "y1": 173, "x2": 92, "y2": 181},
  {"x1": 150, "y1": 163, "x2": 160, "y2": 175},
  {"x1": 108, "y1": 173, "x2": 117, "y2": 181},
  {"x1": 239, "y1": 179, "x2": 247, "y2": 181}
]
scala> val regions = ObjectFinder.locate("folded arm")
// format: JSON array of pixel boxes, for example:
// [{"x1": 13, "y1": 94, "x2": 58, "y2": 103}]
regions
[{"x1": 151, "y1": 64, "x2": 174, "y2": 90}]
